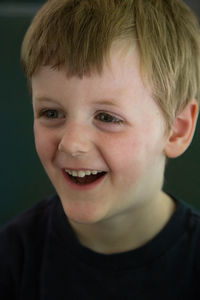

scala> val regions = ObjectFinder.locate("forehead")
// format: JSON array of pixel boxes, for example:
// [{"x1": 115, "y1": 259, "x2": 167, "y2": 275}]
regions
[
  {"x1": 32, "y1": 44, "x2": 166, "y2": 135},
  {"x1": 31, "y1": 43, "x2": 146, "y2": 99}
]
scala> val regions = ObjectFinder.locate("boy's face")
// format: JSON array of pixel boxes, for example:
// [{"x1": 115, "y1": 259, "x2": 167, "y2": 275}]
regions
[{"x1": 32, "y1": 44, "x2": 169, "y2": 225}]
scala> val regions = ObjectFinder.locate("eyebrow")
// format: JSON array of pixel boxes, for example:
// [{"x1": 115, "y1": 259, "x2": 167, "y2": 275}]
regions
[
  {"x1": 34, "y1": 97, "x2": 54, "y2": 101},
  {"x1": 34, "y1": 97, "x2": 61, "y2": 105},
  {"x1": 93, "y1": 99, "x2": 120, "y2": 107},
  {"x1": 34, "y1": 96, "x2": 120, "y2": 107}
]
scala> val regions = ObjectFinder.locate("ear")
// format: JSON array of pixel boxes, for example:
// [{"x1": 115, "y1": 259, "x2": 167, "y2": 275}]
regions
[{"x1": 164, "y1": 99, "x2": 199, "y2": 158}]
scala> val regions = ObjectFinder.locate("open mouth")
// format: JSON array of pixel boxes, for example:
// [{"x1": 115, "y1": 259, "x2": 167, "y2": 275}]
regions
[{"x1": 65, "y1": 170, "x2": 107, "y2": 185}]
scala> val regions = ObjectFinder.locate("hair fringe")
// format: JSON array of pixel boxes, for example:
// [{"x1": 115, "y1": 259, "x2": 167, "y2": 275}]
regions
[{"x1": 21, "y1": 0, "x2": 200, "y2": 130}]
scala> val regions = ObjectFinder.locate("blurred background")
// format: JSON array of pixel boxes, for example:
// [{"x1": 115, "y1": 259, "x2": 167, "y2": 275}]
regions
[{"x1": 0, "y1": 0, "x2": 200, "y2": 226}]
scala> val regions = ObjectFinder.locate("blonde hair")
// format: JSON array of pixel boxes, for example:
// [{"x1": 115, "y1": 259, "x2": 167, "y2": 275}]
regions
[{"x1": 21, "y1": 0, "x2": 200, "y2": 130}]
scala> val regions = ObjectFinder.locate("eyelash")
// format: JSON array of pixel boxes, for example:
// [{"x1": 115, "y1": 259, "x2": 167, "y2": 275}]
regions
[
  {"x1": 38, "y1": 109, "x2": 64, "y2": 119},
  {"x1": 95, "y1": 112, "x2": 123, "y2": 125},
  {"x1": 38, "y1": 109, "x2": 123, "y2": 125}
]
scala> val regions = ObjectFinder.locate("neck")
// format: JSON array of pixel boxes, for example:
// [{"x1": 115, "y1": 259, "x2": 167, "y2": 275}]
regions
[{"x1": 69, "y1": 191, "x2": 176, "y2": 254}]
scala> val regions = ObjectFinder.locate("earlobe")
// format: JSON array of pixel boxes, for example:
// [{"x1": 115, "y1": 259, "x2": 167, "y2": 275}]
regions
[{"x1": 164, "y1": 99, "x2": 199, "y2": 158}]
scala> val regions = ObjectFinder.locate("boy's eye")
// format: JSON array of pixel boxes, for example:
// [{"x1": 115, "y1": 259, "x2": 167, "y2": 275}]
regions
[
  {"x1": 39, "y1": 109, "x2": 64, "y2": 119},
  {"x1": 95, "y1": 112, "x2": 123, "y2": 124}
]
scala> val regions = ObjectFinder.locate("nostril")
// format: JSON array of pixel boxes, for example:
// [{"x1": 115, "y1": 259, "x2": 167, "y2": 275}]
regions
[
  {"x1": 58, "y1": 131, "x2": 91, "y2": 155},
  {"x1": 71, "y1": 150, "x2": 86, "y2": 157},
  {"x1": 58, "y1": 140, "x2": 86, "y2": 155}
]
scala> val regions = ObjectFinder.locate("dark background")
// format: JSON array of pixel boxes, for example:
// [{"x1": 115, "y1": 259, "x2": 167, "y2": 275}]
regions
[{"x1": 0, "y1": 0, "x2": 200, "y2": 226}]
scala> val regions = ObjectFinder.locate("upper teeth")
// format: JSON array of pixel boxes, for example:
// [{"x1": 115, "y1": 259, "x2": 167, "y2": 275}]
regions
[{"x1": 65, "y1": 170, "x2": 103, "y2": 178}]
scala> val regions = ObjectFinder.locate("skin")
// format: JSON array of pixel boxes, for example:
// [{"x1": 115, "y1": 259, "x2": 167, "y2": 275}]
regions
[{"x1": 32, "y1": 44, "x2": 196, "y2": 254}]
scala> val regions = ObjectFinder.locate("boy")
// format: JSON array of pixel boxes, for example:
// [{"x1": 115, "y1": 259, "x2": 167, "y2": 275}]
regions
[{"x1": 1, "y1": 0, "x2": 200, "y2": 299}]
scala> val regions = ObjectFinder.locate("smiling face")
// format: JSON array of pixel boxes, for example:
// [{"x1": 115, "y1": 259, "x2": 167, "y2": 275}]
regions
[{"x1": 32, "y1": 44, "x2": 168, "y2": 225}]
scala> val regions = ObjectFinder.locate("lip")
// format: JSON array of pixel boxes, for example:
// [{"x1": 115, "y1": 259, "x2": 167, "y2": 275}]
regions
[{"x1": 62, "y1": 169, "x2": 107, "y2": 191}]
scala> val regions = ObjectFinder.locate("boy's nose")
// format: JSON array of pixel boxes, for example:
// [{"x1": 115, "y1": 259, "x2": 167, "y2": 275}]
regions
[{"x1": 58, "y1": 123, "x2": 92, "y2": 157}]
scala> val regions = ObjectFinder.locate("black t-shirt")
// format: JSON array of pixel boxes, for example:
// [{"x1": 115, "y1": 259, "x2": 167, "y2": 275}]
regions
[{"x1": 0, "y1": 194, "x2": 200, "y2": 300}]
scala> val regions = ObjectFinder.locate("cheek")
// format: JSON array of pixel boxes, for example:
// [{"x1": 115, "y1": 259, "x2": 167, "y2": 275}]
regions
[
  {"x1": 99, "y1": 131, "x2": 142, "y2": 172},
  {"x1": 101, "y1": 127, "x2": 165, "y2": 179},
  {"x1": 34, "y1": 123, "x2": 58, "y2": 165}
]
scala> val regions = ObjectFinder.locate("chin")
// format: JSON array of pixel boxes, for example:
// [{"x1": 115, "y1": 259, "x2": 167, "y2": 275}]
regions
[{"x1": 60, "y1": 197, "x2": 109, "y2": 225}]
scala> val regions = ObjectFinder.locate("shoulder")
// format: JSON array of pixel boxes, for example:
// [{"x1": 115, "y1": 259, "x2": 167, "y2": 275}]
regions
[
  {"x1": 187, "y1": 205, "x2": 200, "y2": 251},
  {"x1": 176, "y1": 199, "x2": 200, "y2": 241},
  {"x1": 164, "y1": 196, "x2": 200, "y2": 265},
  {"x1": 0, "y1": 195, "x2": 59, "y2": 294},
  {"x1": 182, "y1": 201, "x2": 200, "y2": 235},
  {"x1": 185, "y1": 204, "x2": 200, "y2": 293},
  {"x1": 0, "y1": 194, "x2": 58, "y2": 239},
  {"x1": 177, "y1": 200, "x2": 200, "y2": 272}
]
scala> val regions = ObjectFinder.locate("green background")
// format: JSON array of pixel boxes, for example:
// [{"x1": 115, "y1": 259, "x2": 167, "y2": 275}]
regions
[{"x1": 0, "y1": 1, "x2": 200, "y2": 226}]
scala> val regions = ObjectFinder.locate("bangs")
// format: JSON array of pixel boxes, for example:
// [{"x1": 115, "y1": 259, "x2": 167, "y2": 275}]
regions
[{"x1": 21, "y1": 0, "x2": 135, "y2": 77}]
